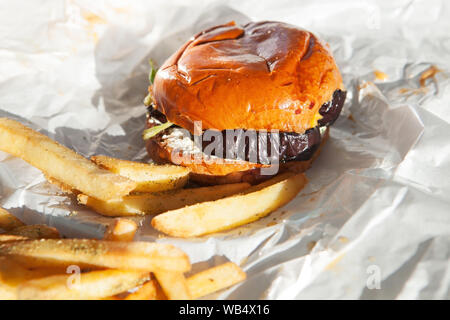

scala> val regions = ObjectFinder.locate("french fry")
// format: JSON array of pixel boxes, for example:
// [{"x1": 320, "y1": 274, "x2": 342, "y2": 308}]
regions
[
  {"x1": 103, "y1": 218, "x2": 137, "y2": 242},
  {"x1": 0, "y1": 257, "x2": 61, "y2": 300},
  {"x1": 17, "y1": 270, "x2": 150, "y2": 300},
  {"x1": 124, "y1": 279, "x2": 160, "y2": 300},
  {"x1": 123, "y1": 263, "x2": 247, "y2": 300},
  {"x1": 152, "y1": 173, "x2": 308, "y2": 237},
  {"x1": 153, "y1": 270, "x2": 191, "y2": 300},
  {"x1": 91, "y1": 155, "x2": 190, "y2": 193},
  {"x1": 187, "y1": 262, "x2": 246, "y2": 299},
  {"x1": 77, "y1": 182, "x2": 250, "y2": 217},
  {"x1": 0, "y1": 207, "x2": 24, "y2": 231},
  {"x1": 8, "y1": 224, "x2": 60, "y2": 239},
  {"x1": 0, "y1": 234, "x2": 28, "y2": 242},
  {"x1": 0, "y1": 239, "x2": 191, "y2": 272},
  {"x1": 0, "y1": 118, "x2": 137, "y2": 201}
]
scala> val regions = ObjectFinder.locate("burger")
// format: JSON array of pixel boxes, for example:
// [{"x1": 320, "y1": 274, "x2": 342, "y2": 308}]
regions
[{"x1": 143, "y1": 21, "x2": 346, "y2": 185}]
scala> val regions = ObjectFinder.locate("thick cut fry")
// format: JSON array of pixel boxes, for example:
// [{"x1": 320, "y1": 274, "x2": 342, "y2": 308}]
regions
[
  {"x1": 124, "y1": 279, "x2": 160, "y2": 300},
  {"x1": 0, "y1": 207, "x2": 24, "y2": 231},
  {"x1": 91, "y1": 155, "x2": 190, "y2": 193},
  {"x1": 18, "y1": 269, "x2": 150, "y2": 300},
  {"x1": 8, "y1": 224, "x2": 60, "y2": 239},
  {"x1": 153, "y1": 270, "x2": 191, "y2": 300},
  {"x1": 152, "y1": 173, "x2": 308, "y2": 237},
  {"x1": 0, "y1": 239, "x2": 190, "y2": 272},
  {"x1": 103, "y1": 218, "x2": 137, "y2": 242},
  {"x1": 0, "y1": 234, "x2": 28, "y2": 242},
  {"x1": 78, "y1": 182, "x2": 250, "y2": 217},
  {"x1": 0, "y1": 257, "x2": 60, "y2": 300},
  {"x1": 187, "y1": 262, "x2": 246, "y2": 299},
  {"x1": 0, "y1": 118, "x2": 136, "y2": 200}
]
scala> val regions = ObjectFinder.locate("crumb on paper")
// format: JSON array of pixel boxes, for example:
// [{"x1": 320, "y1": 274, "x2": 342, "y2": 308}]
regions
[
  {"x1": 266, "y1": 221, "x2": 277, "y2": 227},
  {"x1": 368, "y1": 256, "x2": 376, "y2": 262},
  {"x1": 373, "y1": 70, "x2": 388, "y2": 81},
  {"x1": 419, "y1": 65, "x2": 441, "y2": 87},
  {"x1": 81, "y1": 11, "x2": 107, "y2": 43},
  {"x1": 338, "y1": 236, "x2": 349, "y2": 243},
  {"x1": 112, "y1": 7, "x2": 130, "y2": 14},
  {"x1": 357, "y1": 81, "x2": 374, "y2": 90},
  {"x1": 325, "y1": 253, "x2": 345, "y2": 271},
  {"x1": 239, "y1": 256, "x2": 248, "y2": 266},
  {"x1": 398, "y1": 87, "x2": 429, "y2": 96},
  {"x1": 82, "y1": 11, "x2": 107, "y2": 25},
  {"x1": 348, "y1": 114, "x2": 355, "y2": 122},
  {"x1": 45, "y1": 175, "x2": 74, "y2": 194},
  {"x1": 307, "y1": 241, "x2": 317, "y2": 252}
]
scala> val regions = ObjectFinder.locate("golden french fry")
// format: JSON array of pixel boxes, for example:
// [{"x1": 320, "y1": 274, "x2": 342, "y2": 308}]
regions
[
  {"x1": 0, "y1": 207, "x2": 24, "y2": 231},
  {"x1": 152, "y1": 173, "x2": 308, "y2": 237},
  {"x1": 0, "y1": 239, "x2": 190, "y2": 272},
  {"x1": 153, "y1": 270, "x2": 191, "y2": 300},
  {"x1": 103, "y1": 218, "x2": 137, "y2": 242},
  {"x1": 8, "y1": 224, "x2": 60, "y2": 239},
  {"x1": 187, "y1": 262, "x2": 246, "y2": 299},
  {"x1": 77, "y1": 182, "x2": 250, "y2": 217},
  {"x1": 0, "y1": 234, "x2": 28, "y2": 242},
  {"x1": 91, "y1": 155, "x2": 190, "y2": 193},
  {"x1": 18, "y1": 269, "x2": 150, "y2": 300},
  {"x1": 0, "y1": 257, "x2": 61, "y2": 300},
  {"x1": 0, "y1": 118, "x2": 137, "y2": 201},
  {"x1": 124, "y1": 279, "x2": 159, "y2": 300}
]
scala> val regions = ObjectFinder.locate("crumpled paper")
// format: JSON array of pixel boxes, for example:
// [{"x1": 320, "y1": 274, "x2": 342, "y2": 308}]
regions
[{"x1": 1, "y1": 0, "x2": 449, "y2": 299}]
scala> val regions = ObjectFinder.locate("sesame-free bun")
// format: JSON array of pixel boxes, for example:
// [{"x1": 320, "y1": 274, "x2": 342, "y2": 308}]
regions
[{"x1": 152, "y1": 21, "x2": 344, "y2": 134}]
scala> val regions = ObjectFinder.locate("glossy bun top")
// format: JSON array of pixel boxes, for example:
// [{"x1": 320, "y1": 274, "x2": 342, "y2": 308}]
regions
[{"x1": 152, "y1": 21, "x2": 344, "y2": 134}]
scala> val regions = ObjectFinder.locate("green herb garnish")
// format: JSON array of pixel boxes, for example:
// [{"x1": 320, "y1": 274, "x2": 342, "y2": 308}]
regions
[
  {"x1": 149, "y1": 59, "x2": 157, "y2": 84},
  {"x1": 143, "y1": 60, "x2": 158, "y2": 106}
]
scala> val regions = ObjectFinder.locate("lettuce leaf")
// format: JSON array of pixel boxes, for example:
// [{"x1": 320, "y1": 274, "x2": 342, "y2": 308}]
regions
[
  {"x1": 148, "y1": 59, "x2": 157, "y2": 84},
  {"x1": 143, "y1": 93, "x2": 153, "y2": 106},
  {"x1": 144, "y1": 60, "x2": 158, "y2": 106}
]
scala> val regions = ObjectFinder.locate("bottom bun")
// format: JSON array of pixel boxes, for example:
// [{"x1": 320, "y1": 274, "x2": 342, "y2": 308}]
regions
[{"x1": 146, "y1": 128, "x2": 329, "y2": 185}]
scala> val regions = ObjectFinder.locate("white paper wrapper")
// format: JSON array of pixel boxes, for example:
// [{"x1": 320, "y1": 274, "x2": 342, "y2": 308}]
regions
[{"x1": 1, "y1": 0, "x2": 449, "y2": 299}]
